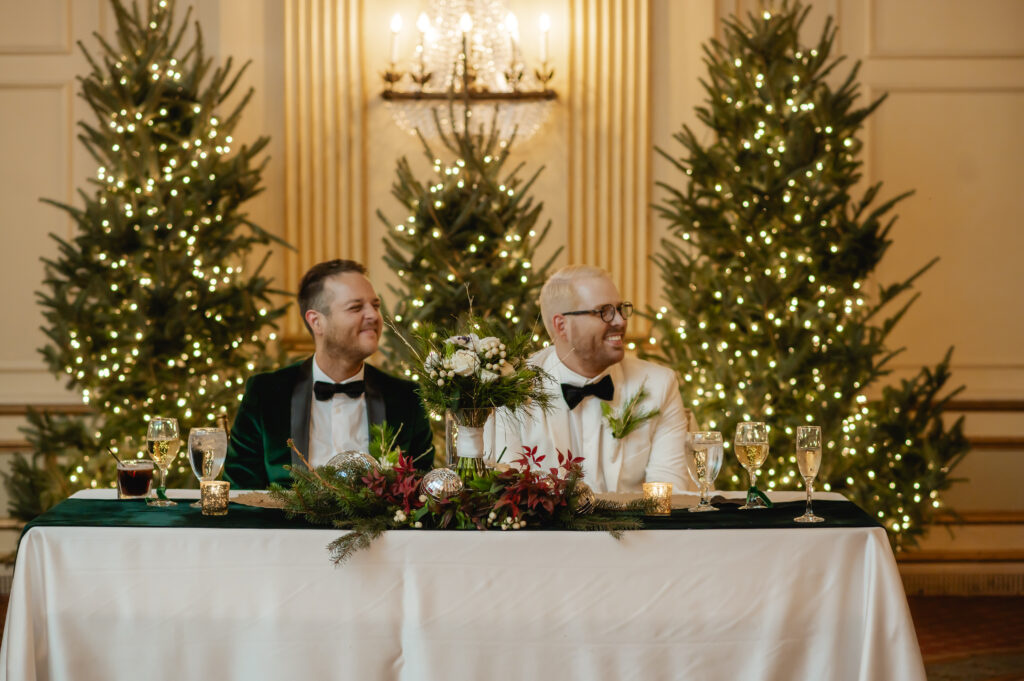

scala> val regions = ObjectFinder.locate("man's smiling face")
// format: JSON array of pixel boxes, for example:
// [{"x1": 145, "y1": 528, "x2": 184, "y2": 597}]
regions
[{"x1": 557, "y1": 275, "x2": 627, "y2": 377}]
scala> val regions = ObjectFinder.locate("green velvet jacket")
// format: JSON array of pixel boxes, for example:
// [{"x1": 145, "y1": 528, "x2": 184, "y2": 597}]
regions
[{"x1": 224, "y1": 358, "x2": 434, "y2": 489}]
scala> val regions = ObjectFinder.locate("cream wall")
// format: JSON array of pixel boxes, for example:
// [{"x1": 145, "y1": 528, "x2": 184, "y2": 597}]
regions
[{"x1": 0, "y1": 0, "x2": 1021, "y2": 581}]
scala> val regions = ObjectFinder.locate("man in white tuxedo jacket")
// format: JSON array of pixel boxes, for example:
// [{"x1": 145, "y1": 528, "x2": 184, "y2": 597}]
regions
[{"x1": 490, "y1": 265, "x2": 693, "y2": 493}]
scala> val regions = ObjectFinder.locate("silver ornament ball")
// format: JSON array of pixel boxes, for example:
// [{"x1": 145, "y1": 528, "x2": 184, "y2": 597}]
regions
[
  {"x1": 573, "y1": 480, "x2": 595, "y2": 515},
  {"x1": 326, "y1": 450, "x2": 378, "y2": 482},
  {"x1": 420, "y1": 467, "x2": 464, "y2": 502}
]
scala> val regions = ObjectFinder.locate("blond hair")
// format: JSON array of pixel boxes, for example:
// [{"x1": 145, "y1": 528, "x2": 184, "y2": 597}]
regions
[{"x1": 539, "y1": 265, "x2": 612, "y2": 339}]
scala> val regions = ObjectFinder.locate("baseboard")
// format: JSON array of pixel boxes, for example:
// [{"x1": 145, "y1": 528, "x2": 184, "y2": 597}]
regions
[{"x1": 900, "y1": 565, "x2": 1024, "y2": 596}]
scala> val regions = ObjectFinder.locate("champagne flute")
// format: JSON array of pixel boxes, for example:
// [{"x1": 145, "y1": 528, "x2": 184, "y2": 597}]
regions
[
  {"x1": 687, "y1": 431, "x2": 723, "y2": 512},
  {"x1": 146, "y1": 416, "x2": 180, "y2": 507},
  {"x1": 794, "y1": 425, "x2": 825, "y2": 523},
  {"x1": 734, "y1": 421, "x2": 770, "y2": 510},
  {"x1": 187, "y1": 427, "x2": 228, "y2": 508}
]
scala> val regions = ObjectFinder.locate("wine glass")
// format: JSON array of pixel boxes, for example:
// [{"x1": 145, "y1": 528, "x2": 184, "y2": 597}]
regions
[
  {"x1": 794, "y1": 425, "x2": 825, "y2": 523},
  {"x1": 734, "y1": 421, "x2": 770, "y2": 510},
  {"x1": 187, "y1": 427, "x2": 228, "y2": 508},
  {"x1": 687, "y1": 431, "x2": 723, "y2": 512},
  {"x1": 146, "y1": 416, "x2": 180, "y2": 507}
]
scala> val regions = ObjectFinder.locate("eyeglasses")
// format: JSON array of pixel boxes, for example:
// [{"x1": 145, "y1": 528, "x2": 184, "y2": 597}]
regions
[{"x1": 561, "y1": 302, "x2": 634, "y2": 323}]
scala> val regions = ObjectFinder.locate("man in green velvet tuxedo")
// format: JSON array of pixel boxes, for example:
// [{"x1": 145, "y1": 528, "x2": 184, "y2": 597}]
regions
[{"x1": 225, "y1": 259, "x2": 434, "y2": 489}]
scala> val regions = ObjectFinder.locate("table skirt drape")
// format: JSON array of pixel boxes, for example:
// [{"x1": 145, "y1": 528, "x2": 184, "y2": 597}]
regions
[{"x1": 0, "y1": 494, "x2": 925, "y2": 681}]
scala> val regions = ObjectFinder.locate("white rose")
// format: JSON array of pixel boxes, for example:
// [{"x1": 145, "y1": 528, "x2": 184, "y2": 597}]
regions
[
  {"x1": 479, "y1": 369, "x2": 499, "y2": 383},
  {"x1": 425, "y1": 351, "x2": 441, "y2": 369},
  {"x1": 450, "y1": 349, "x2": 480, "y2": 376}
]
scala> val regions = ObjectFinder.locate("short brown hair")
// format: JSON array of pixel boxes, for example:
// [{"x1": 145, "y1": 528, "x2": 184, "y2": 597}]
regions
[{"x1": 298, "y1": 259, "x2": 367, "y2": 334}]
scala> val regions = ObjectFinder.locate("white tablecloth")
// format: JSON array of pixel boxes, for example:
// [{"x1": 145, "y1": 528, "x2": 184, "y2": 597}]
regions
[{"x1": 1, "y1": 491, "x2": 925, "y2": 681}]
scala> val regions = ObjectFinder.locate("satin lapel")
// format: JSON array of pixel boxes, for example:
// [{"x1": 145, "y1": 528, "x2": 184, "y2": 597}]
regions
[
  {"x1": 540, "y1": 348, "x2": 573, "y2": 462},
  {"x1": 601, "y1": 362, "x2": 627, "y2": 492},
  {"x1": 289, "y1": 358, "x2": 314, "y2": 470},
  {"x1": 363, "y1": 364, "x2": 387, "y2": 432}
]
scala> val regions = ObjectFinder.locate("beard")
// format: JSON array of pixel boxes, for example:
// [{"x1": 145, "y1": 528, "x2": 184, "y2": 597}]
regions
[{"x1": 321, "y1": 323, "x2": 381, "y2": 363}]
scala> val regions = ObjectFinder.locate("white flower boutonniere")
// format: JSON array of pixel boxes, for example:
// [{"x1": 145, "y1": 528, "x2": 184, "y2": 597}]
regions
[{"x1": 601, "y1": 381, "x2": 660, "y2": 439}]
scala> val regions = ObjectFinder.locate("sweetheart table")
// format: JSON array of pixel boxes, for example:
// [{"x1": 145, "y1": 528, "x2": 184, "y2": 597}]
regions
[{"x1": 0, "y1": 489, "x2": 925, "y2": 681}]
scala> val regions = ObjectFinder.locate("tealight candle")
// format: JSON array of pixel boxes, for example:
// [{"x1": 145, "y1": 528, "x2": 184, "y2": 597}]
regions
[
  {"x1": 642, "y1": 482, "x2": 673, "y2": 515},
  {"x1": 200, "y1": 480, "x2": 230, "y2": 516}
]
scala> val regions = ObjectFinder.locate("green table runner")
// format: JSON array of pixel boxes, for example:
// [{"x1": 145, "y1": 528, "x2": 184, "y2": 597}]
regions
[{"x1": 24, "y1": 497, "x2": 879, "y2": 535}]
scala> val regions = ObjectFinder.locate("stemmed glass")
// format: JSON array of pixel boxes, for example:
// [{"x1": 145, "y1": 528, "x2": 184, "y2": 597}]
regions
[
  {"x1": 187, "y1": 427, "x2": 228, "y2": 508},
  {"x1": 794, "y1": 425, "x2": 825, "y2": 523},
  {"x1": 146, "y1": 416, "x2": 180, "y2": 507},
  {"x1": 686, "y1": 431, "x2": 723, "y2": 512},
  {"x1": 734, "y1": 421, "x2": 770, "y2": 510}
]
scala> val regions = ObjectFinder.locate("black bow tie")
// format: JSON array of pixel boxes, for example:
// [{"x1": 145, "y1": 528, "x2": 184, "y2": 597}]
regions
[
  {"x1": 313, "y1": 380, "x2": 365, "y2": 401},
  {"x1": 561, "y1": 374, "x2": 614, "y2": 410}
]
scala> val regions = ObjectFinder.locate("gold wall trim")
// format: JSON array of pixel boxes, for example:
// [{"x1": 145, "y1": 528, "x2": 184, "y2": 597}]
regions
[
  {"x1": 283, "y1": 0, "x2": 367, "y2": 337},
  {"x1": 568, "y1": 0, "x2": 651, "y2": 331},
  {"x1": 947, "y1": 400, "x2": 1024, "y2": 412},
  {"x1": 0, "y1": 404, "x2": 90, "y2": 417}
]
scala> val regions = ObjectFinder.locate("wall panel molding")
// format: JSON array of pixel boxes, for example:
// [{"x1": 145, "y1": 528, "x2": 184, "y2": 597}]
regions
[
  {"x1": 283, "y1": 0, "x2": 366, "y2": 338},
  {"x1": 867, "y1": 0, "x2": 1024, "y2": 60},
  {"x1": 568, "y1": 0, "x2": 650, "y2": 330},
  {"x1": 0, "y1": 0, "x2": 72, "y2": 55}
]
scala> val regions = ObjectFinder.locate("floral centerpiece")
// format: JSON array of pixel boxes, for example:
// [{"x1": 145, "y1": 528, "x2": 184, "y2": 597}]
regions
[
  {"x1": 272, "y1": 434, "x2": 653, "y2": 565},
  {"x1": 408, "y1": 320, "x2": 552, "y2": 479}
]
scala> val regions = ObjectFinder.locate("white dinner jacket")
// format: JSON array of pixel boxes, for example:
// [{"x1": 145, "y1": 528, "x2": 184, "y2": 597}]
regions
[{"x1": 488, "y1": 346, "x2": 693, "y2": 493}]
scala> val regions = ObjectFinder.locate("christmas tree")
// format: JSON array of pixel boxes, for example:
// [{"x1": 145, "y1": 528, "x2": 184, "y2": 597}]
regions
[
  {"x1": 6, "y1": 0, "x2": 289, "y2": 518},
  {"x1": 645, "y1": 1, "x2": 968, "y2": 549},
  {"x1": 377, "y1": 103, "x2": 561, "y2": 386}
]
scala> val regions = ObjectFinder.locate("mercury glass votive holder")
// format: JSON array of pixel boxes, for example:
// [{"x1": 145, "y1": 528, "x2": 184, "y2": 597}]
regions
[
  {"x1": 642, "y1": 482, "x2": 673, "y2": 515},
  {"x1": 200, "y1": 480, "x2": 230, "y2": 516}
]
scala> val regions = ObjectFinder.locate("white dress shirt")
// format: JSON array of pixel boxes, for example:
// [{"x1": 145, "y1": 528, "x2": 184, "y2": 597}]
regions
[
  {"x1": 549, "y1": 361, "x2": 612, "y2": 487},
  {"x1": 488, "y1": 346, "x2": 692, "y2": 493},
  {"x1": 309, "y1": 356, "x2": 369, "y2": 468}
]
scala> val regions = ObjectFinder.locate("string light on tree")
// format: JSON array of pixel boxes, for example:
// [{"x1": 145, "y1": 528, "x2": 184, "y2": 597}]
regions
[
  {"x1": 378, "y1": 94, "x2": 561, "y2": 441},
  {"x1": 9, "y1": 0, "x2": 289, "y2": 519},
  {"x1": 642, "y1": 1, "x2": 968, "y2": 550}
]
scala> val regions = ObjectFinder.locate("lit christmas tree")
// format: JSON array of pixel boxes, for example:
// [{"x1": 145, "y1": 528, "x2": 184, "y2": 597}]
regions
[
  {"x1": 644, "y1": 2, "x2": 968, "y2": 549},
  {"x1": 7, "y1": 0, "x2": 288, "y2": 518},
  {"x1": 377, "y1": 105, "x2": 560, "y2": 384}
]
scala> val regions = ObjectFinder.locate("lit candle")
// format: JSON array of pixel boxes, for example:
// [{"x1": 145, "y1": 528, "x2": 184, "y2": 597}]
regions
[
  {"x1": 416, "y1": 12, "x2": 430, "y2": 46},
  {"x1": 506, "y1": 12, "x2": 520, "y2": 63},
  {"x1": 389, "y1": 13, "x2": 402, "y2": 64},
  {"x1": 642, "y1": 482, "x2": 673, "y2": 515},
  {"x1": 539, "y1": 13, "x2": 551, "y2": 63},
  {"x1": 201, "y1": 480, "x2": 230, "y2": 516}
]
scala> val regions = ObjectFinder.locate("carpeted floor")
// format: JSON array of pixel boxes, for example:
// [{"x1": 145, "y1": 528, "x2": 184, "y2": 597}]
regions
[
  {"x1": 909, "y1": 596, "x2": 1024, "y2": 681},
  {"x1": 0, "y1": 594, "x2": 1021, "y2": 678}
]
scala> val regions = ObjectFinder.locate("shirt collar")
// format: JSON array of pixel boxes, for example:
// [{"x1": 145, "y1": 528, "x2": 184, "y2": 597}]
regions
[
  {"x1": 312, "y1": 354, "x2": 365, "y2": 385},
  {"x1": 550, "y1": 348, "x2": 613, "y2": 387}
]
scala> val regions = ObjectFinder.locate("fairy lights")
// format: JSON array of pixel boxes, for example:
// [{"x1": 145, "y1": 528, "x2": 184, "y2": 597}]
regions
[{"x1": 642, "y1": 3, "x2": 966, "y2": 549}]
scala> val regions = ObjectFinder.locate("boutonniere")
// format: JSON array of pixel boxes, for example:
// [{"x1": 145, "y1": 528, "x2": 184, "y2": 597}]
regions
[{"x1": 601, "y1": 381, "x2": 660, "y2": 439}]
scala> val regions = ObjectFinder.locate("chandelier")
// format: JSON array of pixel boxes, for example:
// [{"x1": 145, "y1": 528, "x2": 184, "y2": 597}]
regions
[{"x1": 380, "y1": 0, "x2": 556, "y2": 143}]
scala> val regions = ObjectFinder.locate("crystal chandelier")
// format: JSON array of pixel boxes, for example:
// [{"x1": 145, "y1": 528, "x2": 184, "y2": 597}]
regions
[{"x1": 381, "y1": 0, "x2": 556, "y2": 143}]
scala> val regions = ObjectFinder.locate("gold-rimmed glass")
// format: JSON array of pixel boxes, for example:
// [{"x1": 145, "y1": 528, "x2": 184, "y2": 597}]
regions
[
  {"x1": 687, "y1": 431, "x2": 723, "y2": 512},
  {"x1": 734, "y1": 421, "x2": 770, "y2": 510},
  {"x1": 794, "y1": 425, "x2": 825, "y2": 523},
  {"x1": 146, "y1": 416, "x2": 180, "y2": 507}
]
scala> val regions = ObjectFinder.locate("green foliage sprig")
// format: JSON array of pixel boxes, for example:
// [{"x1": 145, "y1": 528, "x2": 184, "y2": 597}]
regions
[
  {"x1": 601, "y1": 382, "x2": 661, "y2": 439},
  {"x1": 271, "y1": 439, "x2": 649, "y2": 565}
]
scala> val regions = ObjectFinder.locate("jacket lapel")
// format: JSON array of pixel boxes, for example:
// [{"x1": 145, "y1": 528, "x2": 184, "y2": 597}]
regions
[
  {"x1": 600, "y1": 362, "x2": 627, "y2": 491},
  {"x1": 539, "y1": 348, "x2": 574, "y2": 462},
  {"x1": 289, "y1": 357, "x2": 314, "y2": 470},
  {"x1": 363, "y1": 363, "x2": 387, "y2": 432}
]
